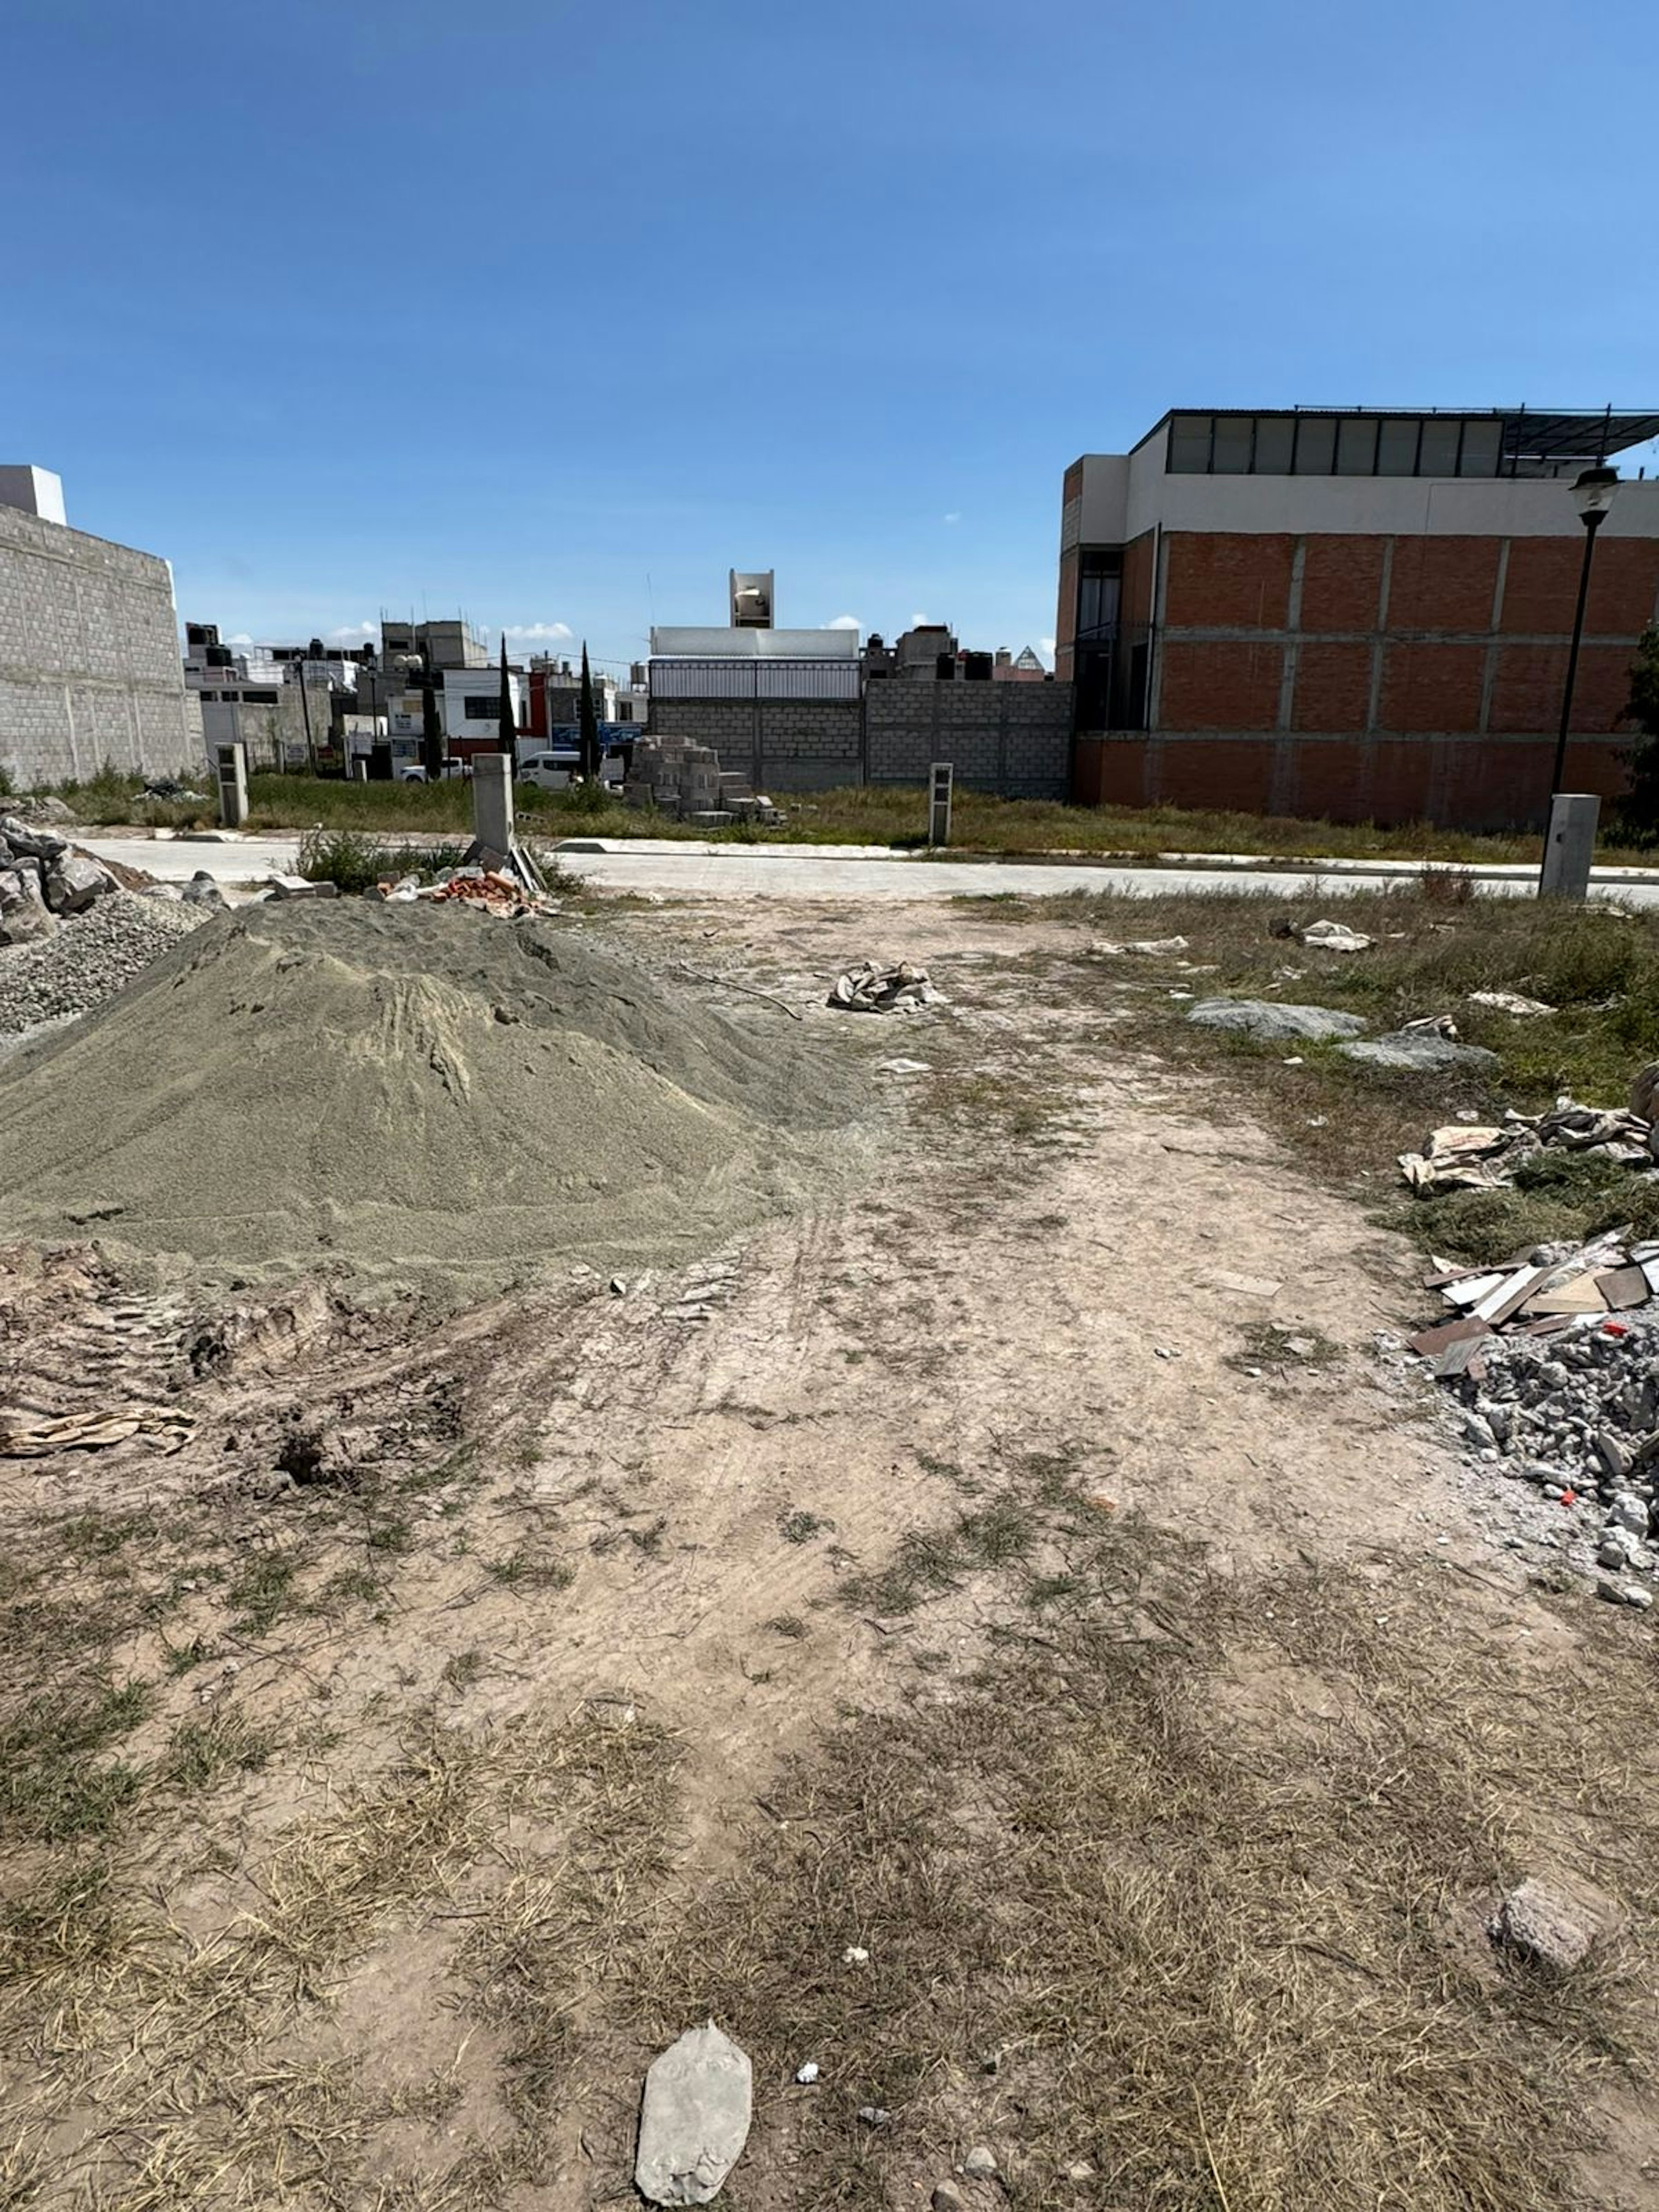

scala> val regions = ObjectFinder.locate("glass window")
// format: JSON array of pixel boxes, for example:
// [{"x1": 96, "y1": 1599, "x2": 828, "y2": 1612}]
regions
[
  {"x1": 1418, "y1": 420, "x2": 1463, "y2": 475},
  {"x1": 1336, "y1": 417, "x2": 1379, "y2": 475},
  {"x1": 1377, "y1": 419, "x2": 1421, "y2": 475},
  {"x1": 1252, "y1": 416, "x2": 1295, "y2": 473},
  {"x1": 1459, "y1": 420, "x2": 1502, "y2": 477},
  {"x1": 464, "y1": 694, "x2": 498, "y2": 719},
  {"x1": 1293, "y1": 417, "x2": 1336, "y2": 474},
  {"x1": 1211, "y1": 416, "x2": 1254, "y2": 473},
  {"x1": 1168, "y1": 415, "x2": 1212, "y2": 473}
]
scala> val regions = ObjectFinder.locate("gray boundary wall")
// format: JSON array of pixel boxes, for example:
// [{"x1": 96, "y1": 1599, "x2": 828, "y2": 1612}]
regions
[
  {"x1": 0, "y1": 504, "x2": 202, "y2": 787},
  {"x1": 648, "y1": 681, "x2": 1072, "y2": 798}
]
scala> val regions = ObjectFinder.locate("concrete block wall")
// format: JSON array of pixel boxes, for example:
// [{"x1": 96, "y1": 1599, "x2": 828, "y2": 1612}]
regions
[
  {"x1": 866, "y1": 680, "x2": 1073, "y2": 799},
  {"x1": 648, "y1": 697, "x2": 863, "y2": 792},
  {"x1": 0, "y1": 504, "x2": 200, "y2": 788}
]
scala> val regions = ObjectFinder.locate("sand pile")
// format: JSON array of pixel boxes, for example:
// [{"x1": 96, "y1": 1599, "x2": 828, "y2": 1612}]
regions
[{"x1": 0, "y1": 903, "x2": 864, "y2": 1281}]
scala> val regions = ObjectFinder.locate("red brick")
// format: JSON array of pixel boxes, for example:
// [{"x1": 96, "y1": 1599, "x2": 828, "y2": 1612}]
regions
[
  {"x1": 1377, "y1": 643, "x2": 1485, "y2": 733},
  {"x1": 1157, "y1": 641, "x2": 1283, "y2": 731},
  {"x1": 1074, "y1": 736, "x2": 1143, "y2": 807},
  {"x1": 1147, "y1": 738, "x2": 1277, "y2": 814},
  {"x1": 1284, "y1": 742, "x2": 1369, "y2": 823},
  {"x1": 1386, "y1": 537, "x2": 1501, "y2": 632},
  {"x1": 1121, "y1": 529, "x2": 1156, "y2": 631},
  {"x1": 1500, "y1": 536, "x2": 1659, "y2": 636},
  {"x1": 1162, "y1": 533, "x2": 1294, "y2": 629},
  {"x1": 1290, "y1": 642, "x2": 1371, "y2": 732},
  {"x1": 1299, "y1": 537, "x2": 1386, "y2": 632},
  {"x1": 1489, "y1": 643, "x2": 1641, "y2": 734}
]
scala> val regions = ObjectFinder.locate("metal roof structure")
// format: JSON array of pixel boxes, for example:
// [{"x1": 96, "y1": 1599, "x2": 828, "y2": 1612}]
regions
[{"x1": 1132, "y1": 406, "x2": 1659, "y2": 469}]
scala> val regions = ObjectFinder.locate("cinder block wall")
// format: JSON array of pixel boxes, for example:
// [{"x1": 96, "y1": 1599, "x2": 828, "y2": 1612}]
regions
[
  {"x1": 0, "y1": 505, "x2": 200, "y2": 787},
  {"x1": 649, "y1": 684, "x2": 1074, "y2": 800}
]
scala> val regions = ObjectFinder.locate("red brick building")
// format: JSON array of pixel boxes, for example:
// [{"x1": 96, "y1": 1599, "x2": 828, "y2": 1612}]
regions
[{"x1": 1057, "y1": 408, "x2": 1659, "y2": 829}]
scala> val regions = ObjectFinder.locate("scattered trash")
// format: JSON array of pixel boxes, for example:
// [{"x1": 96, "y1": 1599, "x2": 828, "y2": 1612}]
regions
[
  {"x1": 794, "y1": 2060, "x2": 820, "y2": 2085},
  {"x1": 375, "y1": 865, "x2": 550, "y2": 919},
  {"x1": 1292, "y1": 918, "x2": 1373, "y2": 953},
  {"x1": 1470, "y1": 989, "x2": 1556, "y2": 1017},
  {"x1": 874, "y1": 1058, "x2": 932, "y2": 1076},
  {"x1": 828, "y1": 960, "x2": 945, "y2": 1014},
  {"x1": 842, "y1": 1945, "x2": 870, "y2": 1965},
  {"x1": 1087, "y1": 934, "x2": 1190, "y2": 957},
  {"x1": 635, "y1": 2023, "x2": 753, "y2": 2206},
  {"x1": 1399, "y1": 1097, "x2": 1658, "y2": 1195}
]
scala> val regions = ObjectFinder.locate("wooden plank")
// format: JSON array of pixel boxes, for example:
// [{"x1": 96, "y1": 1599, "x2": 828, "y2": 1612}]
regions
[
  {"x1": 1597, "y1": 1265, "x2": 1650, "y2": 1313},
  {"x1": 1473, "y1": 1267, "x2": 1546, "y2": 1325}
]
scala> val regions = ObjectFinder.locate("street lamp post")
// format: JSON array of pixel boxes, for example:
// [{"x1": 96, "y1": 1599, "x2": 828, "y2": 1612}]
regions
[{"x1": 1539, "y1": 465, "x2": 1620, "y2": 887}]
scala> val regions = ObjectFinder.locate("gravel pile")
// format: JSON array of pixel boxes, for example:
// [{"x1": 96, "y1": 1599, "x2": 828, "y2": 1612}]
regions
[
  {"x1": 0, "y1": 891, "x2": 212, "y2": 1034},
  {"x1": 1454, "y1": 1319, "x2": 1659, "y2": 1602}
]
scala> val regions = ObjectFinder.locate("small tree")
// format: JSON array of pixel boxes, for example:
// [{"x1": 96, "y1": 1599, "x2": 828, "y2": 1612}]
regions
[
  {"x1": 496, "y1": 635, "x2": 516, "y2": 756},
  {"x1": 578, "y1": 641, "x2": 600, "y2": 782},
  {"x1": 1616, "y1": 624, "x2": 1659, "y2": 844},
  {"x1": 420, "y1": 672, "x2": 445, "y2": 782}
]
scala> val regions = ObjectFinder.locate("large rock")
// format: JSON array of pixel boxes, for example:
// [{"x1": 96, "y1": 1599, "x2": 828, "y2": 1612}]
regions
[
  {"x1": 1, "y1": 814, "x2": 69, "y2": 865},
  {"x1": 1339, "y1": 1030, "x2": 1498, "y2": 1072},
  {"x1": 44, "y1": 853, "x2": 117, "y2": 916},
  {"x1": 636, "y1": 2023, "x2": 753, "y2": 2205},
  {"x1": 0, "y1": 865, "x2": 59, "y2": 946},
  {"x1": 1491, "y1": 1876, "x2": 1619, "y2": 1970},
  {"x1": 181, "y1": 870, "x2": 229, "y2": 910},
  {"x1": 1187, "y1": 998, "x2": 1367, "y2": 1043}
]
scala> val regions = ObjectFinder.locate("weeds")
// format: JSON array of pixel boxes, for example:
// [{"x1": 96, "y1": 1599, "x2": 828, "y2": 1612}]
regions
[
  {"x1": 780, "y1": 1509, "x2": 833, "y2": 1544},
  {"x1": 161, "y1": 1712, "x2": 275, "y2": 1791},
  {"x1": 0, "y1": 1675, "x2": 149, "y2": 1842}
]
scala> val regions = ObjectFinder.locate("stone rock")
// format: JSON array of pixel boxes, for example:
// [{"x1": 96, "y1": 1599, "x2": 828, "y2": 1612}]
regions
[
  {"x1": 963, "y1": 2146, "x2": 998, "y2": 2179},
  {"x1": 1493, "y1": 1877, "x2": 1619, "y2": 1969},
  {"x1": 266, "y1": 874, "x2": 339, "y2": 900},
  {"x1": 856, "y1": 2106, "x2": 893, "y2": 2127},
  {"x1": 1599, "y1": 1580, "x2": 1656, "y2": 1610},
  {"x1": 10, "y1": 795, "x2": 75, "y2": 826},
  {"x1": 44, "y1": 853, "x2": 116, "y2": 916},
  {"x1": 636, "y1": 2023, "x2": 753, "y2": 2206},
  {"x1": 1339, "y1": 1030, "x2": 1500, "y2": 1072},
  {"x1": 0, "y1": 864, "x2": 59, "y2": 946},
  {"x1": 1595, "y1": 1432, "x2": 1632, "y2": 1482},
  {"x1": 1607, "y1": 1494, "x2": 1648, "y2": 1537},
  {"x1": 0, "y1": 813, "x2": 69, "y2": 863},
  {"x1": 181, "y1": 870, "x2": 229, "y2": 909},
  {"x1": 1186, "y1": 998, "x2": 1367, "y2": 1043},
  {"x1": 932, "y1": 2188, "x2": 965, "y2": 2212}
]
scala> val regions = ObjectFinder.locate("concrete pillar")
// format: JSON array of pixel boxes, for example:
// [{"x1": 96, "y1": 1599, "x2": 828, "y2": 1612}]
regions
[
  {"x1": 929, "y1": 761, "x2": 953, "y2": 848},
  {"x1": 471, "y1": 751, "x2": 515, "y2": 859},
  {"x1": 214, "y1": 741, "x2": 248, "y2": 829},
  {"x1": 1540, "y1": 792, "x2": 1599, "y2": 900}
]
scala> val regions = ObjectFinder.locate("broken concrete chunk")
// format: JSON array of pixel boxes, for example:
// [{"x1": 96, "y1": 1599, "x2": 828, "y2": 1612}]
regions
[
  {"x1": 266, "y1": 873, "x2": 340, "y2": 900},
  {"x1": 1493, "y1": 1877, "x2": 1620, "y2": 1970},
  {"x1": 0, "y1": 864, "x2": 59, "y2": 945},
  {"x1": 1186, "y1": 998, "x2": 1367, "y2": 1043},
  {"x1": 181, "y1": 871, "x2": 229, "y2": 909},
  {"x1": 1340, "y1": 1030, "x2": 1499, "y2": 1072},
  {"x1": 44, "y1": 853, "x2": 116, "y2": 916},
  {"x1": 0, "y1": 814, "x2": 69, "y2": 864},
  {"x1": 636, "y1": 2023, "x2": 753, "y2": 2206}
]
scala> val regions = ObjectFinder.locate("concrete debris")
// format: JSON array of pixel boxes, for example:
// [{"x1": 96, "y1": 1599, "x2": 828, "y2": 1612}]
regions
[
  {"x1": 1186, "y1": 998, "x2": 1367, "y2": 1042},
  {"x1": 181, "y1": 870, "x2": 229, "y2": 909},
  {"x1": 0, "y1": 888, "x2": 210, "y2": 1034},
  {"x1": 932, "y1": 2187, "x2": 965, "y2": 2212},
  {"x1": 0, "y1": 814, "x2": 70, "y2": 865},
  {"x1": 46, "y1": 852, "x2": 116, "y2": 917},
  {"x1": 264, "y1": 874, "x2": 339, "y2": 901},
  {"x1": 1400, "y1": 1097, "x2": 1657, "y2": 1195},
  {"x1": 0, "y1": 865, "x2": 57, "y2": 945},
  {"x1": 0, "y1": 818, "x2": 118, "y2": 942},
  {"x1": 635, "y1": 2023, "x2": 753, "y2": 2206},
  {"x1": 7, "y1": 794, "x2": 75, "y2": 825},
  {"x1": 374, "y1": 864, "x2": 552, "y2": 918},
  {"x1": 1087, "y1": 934, "x2": 1190, "y2": 957},
  {"x1": 829, "y1": 960, "x2": 945, "y2": 1014},
  {"x1": 1294, "y1": 918, "x2": 1373, "y2": 953},
  {"x1": 1471, "y1": 988, "x2": 1556, "y2": 1017},
  {"x1": 1491, "y1": 1878, "x2": 1618, "y2": 1970},
  {"x1": 857, "y1": 2105, "x2": 893, "y2": 2126},
  {"x1": 963, "y1": 2146, "x2": 999, "y2": 2179},
  {"x1": 1340, "y1": 1029, "x2": 1498, "y2": 1073}
]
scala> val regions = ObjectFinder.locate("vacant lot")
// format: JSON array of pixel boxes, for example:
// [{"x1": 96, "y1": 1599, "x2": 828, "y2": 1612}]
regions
[{"x1": 3, "y1": 885, "x2": 1658, "y2": 2209}]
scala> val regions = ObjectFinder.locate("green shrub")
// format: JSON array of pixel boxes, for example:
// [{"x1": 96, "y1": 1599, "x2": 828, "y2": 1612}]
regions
[{"x1": 296, "y1": 829, "x2": 470, "y2": 895}]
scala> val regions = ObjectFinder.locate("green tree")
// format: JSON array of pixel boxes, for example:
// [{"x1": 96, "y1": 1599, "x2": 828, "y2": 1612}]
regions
[
  {"x1": 1616, "y1": 624, "x2": 1659, "y2": 844},
  {"x1": 578, "y1": 641, "x2": 600, "y2": 782},
  {"x1": 420, "y1": 673, "x2": 445, "y2": 782},
  {"x1": 496, "y1": 636, "x2": 516, "y2": 756}
]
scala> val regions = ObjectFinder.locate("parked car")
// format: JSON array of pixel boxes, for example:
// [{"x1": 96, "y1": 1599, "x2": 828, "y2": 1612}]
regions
[{"x1": 516, "y1": 747, "x2": 626, "y2": 791}]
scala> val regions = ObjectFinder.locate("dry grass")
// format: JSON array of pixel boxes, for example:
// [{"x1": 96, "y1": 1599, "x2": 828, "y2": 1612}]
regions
[{"x1": 632, "y1": 1497, "x2": 1659, "y2": 2211}]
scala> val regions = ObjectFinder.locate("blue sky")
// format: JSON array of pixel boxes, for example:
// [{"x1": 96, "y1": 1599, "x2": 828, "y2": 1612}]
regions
[{"x1": 5, "y1": 0, "x2": 1656, "y2": 674}]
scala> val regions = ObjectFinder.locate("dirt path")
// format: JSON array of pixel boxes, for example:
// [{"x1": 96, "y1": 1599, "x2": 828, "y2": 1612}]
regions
[{"x1": 3, "y1": 892, "x2": 1656, "y2": 2211}]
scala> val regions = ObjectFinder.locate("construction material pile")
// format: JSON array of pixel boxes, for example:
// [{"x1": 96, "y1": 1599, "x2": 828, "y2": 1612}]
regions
[
  {"x1": 1400, "y1": 1102, "x2": 1655, "y2": 1195},
  {"x1": 0, "y1": 901, "x2": 864, "y2": 1281},
  {"x1": 828, "y1": 960, "x2": 946, "y2": 1014},
  {"x1": 0, "y1": 890, "x2": 210, "y2": 1035},
  {"x1": 377, "y1": 865, "x2": 549, "y2": 918},
  {"x1": 0, "y1": 814, "x2": 120, "y2": 945}
]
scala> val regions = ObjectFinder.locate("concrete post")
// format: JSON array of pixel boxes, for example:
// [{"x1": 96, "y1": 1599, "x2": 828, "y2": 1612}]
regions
[
  {"x1": 1540, "y1": 792, "x2": 1599, "y2": 900},
  {"x1": 214, "y1": 741, "x2": 248, "y2": 829},
  {"x1": 471, "y1": 751, "x2": 515, "y2": 860},
  {"x1": 929, "y1": 762, "x2": 953, "y2": 848}
]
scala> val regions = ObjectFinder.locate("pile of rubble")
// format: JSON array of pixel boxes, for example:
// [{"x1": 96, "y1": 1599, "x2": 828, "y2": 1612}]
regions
[
  {"x1": 1411, "y1": 1236, "x2": 1659, "y2": 1604},
  {"x1": 0, "y1": 815, "x2": 119, "y2": 945},
  {"x1": 827, "y1": 960, "x2": 946, "y2": 1014},
  {"x1": 374, "y1": 864, "x2": 552, "y2": 919},
  {"x1": 1400, "y1": 1101, "x2": 1655, "y2": 1196}
]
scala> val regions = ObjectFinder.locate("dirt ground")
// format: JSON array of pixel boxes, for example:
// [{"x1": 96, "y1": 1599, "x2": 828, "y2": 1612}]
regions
[{"x1": 4, "y1": 890, "x2": 1659, "y2": 2212}]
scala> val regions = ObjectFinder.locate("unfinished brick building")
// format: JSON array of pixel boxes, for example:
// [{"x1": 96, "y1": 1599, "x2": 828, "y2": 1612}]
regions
[{"x1": 1057, "y1": 408, "x2": 1659, "y2": 830}]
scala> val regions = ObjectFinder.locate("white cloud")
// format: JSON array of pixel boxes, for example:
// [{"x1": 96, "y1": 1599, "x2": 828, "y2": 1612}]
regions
[
  {"x1": 826, "y1": 613, "x2": 861, "y2": 631},
  {"x1": 504, "y1": 620, "x2": 574, "y2": 642},
  {"x1": 910, "y1": 611, "x2": 931, "y2": 628},
  {"x1": 329, "y1": 621, "x2": 375, "y2": 641},
  {"x1": 224, "y1": 632, "x2": 253, "y2": 646},
  {"x1": 1039, "y1": 637, "x2": 1056, "y2": 662},
  {"x1": 942, "y1": 511, "x2": 962, "y2": 525}
]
